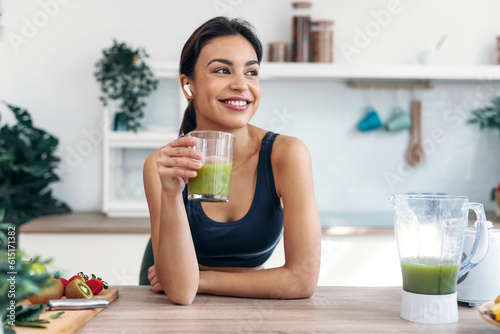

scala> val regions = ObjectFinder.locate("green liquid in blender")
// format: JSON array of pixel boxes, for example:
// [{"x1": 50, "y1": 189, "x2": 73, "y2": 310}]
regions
[
  {"x1": 400, "y1": 257, "x2": 460, "y2": 295},
  {"x1": 188, "y1": 163, "x2": 232, "y2": 201}
]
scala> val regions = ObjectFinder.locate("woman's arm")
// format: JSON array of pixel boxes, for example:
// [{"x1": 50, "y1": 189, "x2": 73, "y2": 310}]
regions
[
  {"x1": 198, "y1": 136, "x2": 321, "y2": 298},
  {"x1": 144, "y1": 136, "x2": 203, "y2": 305}
]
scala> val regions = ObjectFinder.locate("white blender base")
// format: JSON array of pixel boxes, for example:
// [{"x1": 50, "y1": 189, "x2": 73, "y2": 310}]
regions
[{"x1": 401, "y1": 290, "x2": 458, "y2": 324}]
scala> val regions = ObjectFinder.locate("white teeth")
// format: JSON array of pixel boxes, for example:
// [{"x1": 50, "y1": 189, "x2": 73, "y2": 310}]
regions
[{"x1": 224, "y1": 100, "x2": 247, "y2": 106}]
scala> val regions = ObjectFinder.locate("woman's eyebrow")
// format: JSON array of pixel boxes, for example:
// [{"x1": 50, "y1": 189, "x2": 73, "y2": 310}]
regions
[
  {"x1": 207, "y1": 59, "x2": 259, "y2": 67},
  {"x1": 245, "y1": 60, "x2": 259, "y2": 67}
]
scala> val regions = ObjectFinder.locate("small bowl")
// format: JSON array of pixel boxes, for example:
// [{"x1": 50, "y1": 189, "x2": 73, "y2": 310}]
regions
[{"x1": 479, "y1": 301, "x2": 500, "y2": 328}]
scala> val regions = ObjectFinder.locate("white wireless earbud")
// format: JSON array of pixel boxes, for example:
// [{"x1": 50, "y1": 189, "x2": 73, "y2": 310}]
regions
[{"x1": 183, "y1": 84, "x2": 193, "y2": 97}]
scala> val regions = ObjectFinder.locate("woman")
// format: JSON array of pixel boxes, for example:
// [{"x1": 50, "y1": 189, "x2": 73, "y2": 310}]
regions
[{"x1": 140, "y1": 16, "x2": 321, "y2": 305}]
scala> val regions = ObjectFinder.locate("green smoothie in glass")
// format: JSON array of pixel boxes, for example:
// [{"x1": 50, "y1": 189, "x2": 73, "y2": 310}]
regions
[
  {"x1": 188, "y1": 163, "x2": 233, "y2": 201},
  {"x1": 400, "y1": 257, "x2": 460, "y2": 295},
  {"x1": 187, "y1": 130, "x2": 235, "y2": 202}
]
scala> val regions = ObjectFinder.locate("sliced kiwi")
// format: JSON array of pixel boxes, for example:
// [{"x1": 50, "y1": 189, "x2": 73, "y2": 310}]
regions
[
  {"x1": 65, "y1": 278, "x2": 94, "y2": 299},
  {"x1": 28, "y1": 277, "x2": 64, "y2": 304}
]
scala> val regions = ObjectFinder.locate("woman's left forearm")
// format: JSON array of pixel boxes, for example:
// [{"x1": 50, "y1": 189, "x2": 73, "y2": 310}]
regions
[{"x1": 198, "y1": 264, "x2": 319, "y2": 299}]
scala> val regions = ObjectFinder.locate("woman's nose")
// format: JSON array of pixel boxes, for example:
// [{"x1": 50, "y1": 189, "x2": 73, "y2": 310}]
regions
[{"x1": 229, "y1": 74, "x2": 248, "y2": 91}]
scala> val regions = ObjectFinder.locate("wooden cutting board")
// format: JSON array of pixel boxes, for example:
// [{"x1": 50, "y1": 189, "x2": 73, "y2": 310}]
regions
[{"x1": 16, "y1": 287, "x2": 119, "y2": 334}]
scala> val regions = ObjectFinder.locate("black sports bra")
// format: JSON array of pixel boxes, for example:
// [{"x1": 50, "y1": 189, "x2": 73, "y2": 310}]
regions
[{"x1": 182, "y1": 131, "x2": 284, "y2": 267}]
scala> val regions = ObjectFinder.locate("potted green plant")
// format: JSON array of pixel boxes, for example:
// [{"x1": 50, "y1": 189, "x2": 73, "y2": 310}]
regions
[
  {"x1": 468, "y1": 96, "x2": 500, "y2": 136},
  {"x1": 0, "y1": 102, "x2": 71, "y2": 233},
  {"x1": 468, "y1": 96, "x2": 500, "y2": 215},
  {"x1": 94, "y1": 40, "x2": 159, "y2": 132}
]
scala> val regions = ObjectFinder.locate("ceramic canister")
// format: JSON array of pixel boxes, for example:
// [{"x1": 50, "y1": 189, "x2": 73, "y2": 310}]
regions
[{"x1": 457, "y1": 224, "x2": 500, "y2": 307}]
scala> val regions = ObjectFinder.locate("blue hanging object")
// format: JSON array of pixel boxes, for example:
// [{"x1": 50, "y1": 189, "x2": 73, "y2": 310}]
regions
[
  {"x1": 386, "y1": 107, "x2": 412, "y2": 132},
  {"x1": 113, "y1": 112, "x2": 128, "y2": 131},
  {"x1": 358, "y1": 106, "x2": 382, "y2": 132}
]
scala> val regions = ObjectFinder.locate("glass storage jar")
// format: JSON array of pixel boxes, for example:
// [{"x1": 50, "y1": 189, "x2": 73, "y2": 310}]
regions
[
  {"x1": 312, "y1": 20, "x2": 334, "y2": 63},
  {"x1": 268, "y1": 42, "x2": 288, "y2": 62},
  {"x1": 291, "y1": 2, "x2": 312, "y2": 62}
]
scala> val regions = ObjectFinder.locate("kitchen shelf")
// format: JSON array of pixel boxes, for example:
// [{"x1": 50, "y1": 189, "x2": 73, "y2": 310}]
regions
[
  {"x1": 108, "y1": 130, "x2": 178, "y2": 148},
  {"x1": 104, "y1": 199, "x2": 150, "y2": 217},
  {"x1": 148, "y1": 60, "x2": 500, "y2": 83},
  {"x1": 259, "y1": 63, "x2": 500, "y2": 82}
]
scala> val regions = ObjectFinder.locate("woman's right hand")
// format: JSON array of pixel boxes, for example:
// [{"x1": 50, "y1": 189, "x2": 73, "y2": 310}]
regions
[
  {"x1": 156, "y1": 136, "x2": 203, "y2": 197},
  {"x1": 147, "y1": 265, "x2": 164, "y2": 293}
]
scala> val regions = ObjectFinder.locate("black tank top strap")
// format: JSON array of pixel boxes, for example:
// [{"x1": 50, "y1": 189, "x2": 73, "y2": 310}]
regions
[{"x1": 259, "y1": 131, "x2": 281, "y2": 210}]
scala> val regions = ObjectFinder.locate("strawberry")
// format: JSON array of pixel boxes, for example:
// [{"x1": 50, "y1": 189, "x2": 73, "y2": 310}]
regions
[
  {"x1": 59, "y1": 277, "x2": 69, "y2": 287},
  {"x1": 68, "y1": 275, "x2": 84, "y2": 283},
  {"x1": 69, "y1": 272, "x2": 89, "y2": 283},
  {"x1": 59, "y1": 277, "x2": 69, "y2": 295},
  {"x1": 85, "y1": 274, "x2": 108, "y2": 295}
]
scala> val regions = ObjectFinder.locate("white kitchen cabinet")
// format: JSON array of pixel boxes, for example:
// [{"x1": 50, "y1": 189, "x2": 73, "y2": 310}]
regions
[
  {"x1": 21, "y1": 232, "x2": 151, "y2": 285},
  {"x1": 102, "y1": 61, "x2": 500, "y2": 217},
  {"x1": 20, "y1": 230, "x2": 402, "y2": 287}
]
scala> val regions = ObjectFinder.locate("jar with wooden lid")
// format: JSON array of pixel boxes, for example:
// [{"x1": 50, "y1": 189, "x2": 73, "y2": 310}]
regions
[
  {"x1": 268, "y1": 42, "x2": 288, "y2": 62},
  {"x1": 291, "y1": 1, "x2": 312, "y2": 62},
  {"x1": 312, "y1": 20, "x2": 334, "y2": 63}
]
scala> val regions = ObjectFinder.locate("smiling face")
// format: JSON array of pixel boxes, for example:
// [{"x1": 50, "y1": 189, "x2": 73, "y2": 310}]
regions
[{"x1": 185, "y1": 35, "x2": 261, "y2": 131}]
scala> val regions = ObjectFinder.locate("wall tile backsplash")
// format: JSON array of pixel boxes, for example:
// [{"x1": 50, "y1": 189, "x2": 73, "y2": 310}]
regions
[{"x1": 251, "y1": 80, "x2": 500, "y2": 224}]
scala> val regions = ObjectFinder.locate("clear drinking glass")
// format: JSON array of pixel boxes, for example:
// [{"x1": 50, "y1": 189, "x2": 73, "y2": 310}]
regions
[{"x1": 187, "y1": 131, "x2": 235, "y2": 202}]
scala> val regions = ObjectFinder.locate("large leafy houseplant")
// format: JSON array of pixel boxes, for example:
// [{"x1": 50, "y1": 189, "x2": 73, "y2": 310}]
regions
[
  {"x1": 468, "y1": 96, "x2": 500, "y2": 213},
  {"x1": 468, "y1": 96, "x2": 500, "y2": 136},
  {"x1": 0, "y1": 102, "x2": 71, "y2": 227},
  {"x1": 94, "y1": 40, "x2": 159, "y2": 132}
]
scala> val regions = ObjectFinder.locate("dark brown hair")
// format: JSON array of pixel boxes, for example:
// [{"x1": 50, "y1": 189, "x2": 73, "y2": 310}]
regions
[{"x1": 178, "y1": 16, "x2": 263, "y2": 137}]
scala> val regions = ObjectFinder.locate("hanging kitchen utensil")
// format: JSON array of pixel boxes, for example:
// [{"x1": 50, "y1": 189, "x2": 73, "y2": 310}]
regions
[
  {"x1": 406, "y1": 100, "x2": 425, "y2": 166},
  {"x1": 358, "y1": 105, "x2": 383, "y2": 131},
  {"x1": 358, "y1": 85, "x2": 382, "y2": 132},
  {"x1": 386, "y1": 88, "x2": 411, "y2": 132}
]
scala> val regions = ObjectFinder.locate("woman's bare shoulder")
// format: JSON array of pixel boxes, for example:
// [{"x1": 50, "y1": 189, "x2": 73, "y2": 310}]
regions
[{"x1": 272, "y1": 134, "x2": 311, "y2": 162}]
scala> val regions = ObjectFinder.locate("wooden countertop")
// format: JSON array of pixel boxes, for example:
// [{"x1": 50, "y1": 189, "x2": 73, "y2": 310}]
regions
[
  {"x1": 20, "y1": 212, "x2": 500, "y2": 236},
  {"x1": 20, "y1": 212, "x2": 151, "y2": 234},
  {"x1": 76, "y1": 286, "x2": 496, "y2": 333}
]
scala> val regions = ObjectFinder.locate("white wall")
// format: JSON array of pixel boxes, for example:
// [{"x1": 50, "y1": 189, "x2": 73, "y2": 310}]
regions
[{"x1": 1, "y1": 0, "x2": 499, "y2": 218}]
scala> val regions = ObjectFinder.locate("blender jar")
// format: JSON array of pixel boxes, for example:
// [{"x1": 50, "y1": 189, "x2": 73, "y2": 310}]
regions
[{"x1": 390, "y1": 194, "x2": 489, "y2": 324}]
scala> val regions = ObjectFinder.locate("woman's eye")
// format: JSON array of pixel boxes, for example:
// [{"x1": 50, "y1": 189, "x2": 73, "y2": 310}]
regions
[
  {"x1": 246, "y1": 69, "x2": 259, "y2": 76},
  {"x1": 215, "y1": 68, "x2": 230, "y2": 74}
]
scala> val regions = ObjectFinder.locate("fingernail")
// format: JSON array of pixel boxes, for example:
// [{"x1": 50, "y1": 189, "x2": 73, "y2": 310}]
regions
[
  {"x1": 194, "y1": 152, "x2": 203, "y2": 159},
  {"x1": 193, "y1": 161, "x2": 202, "y2": 168}
]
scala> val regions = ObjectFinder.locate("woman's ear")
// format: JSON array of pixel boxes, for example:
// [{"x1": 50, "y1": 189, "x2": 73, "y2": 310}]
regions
[
  {"x1": 180, "y1": 75, "x2": 194, "y2": 99},
  {"x1": 183, "y1": 84, "x2": 192, "y2": 97}
]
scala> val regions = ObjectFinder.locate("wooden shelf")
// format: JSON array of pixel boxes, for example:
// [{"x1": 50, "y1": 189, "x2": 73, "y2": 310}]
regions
[{"x1": 20, "y1": 212, "x2": 150, "y2": 234}]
